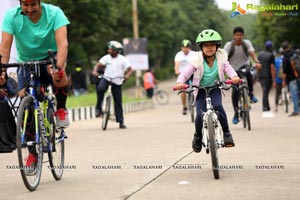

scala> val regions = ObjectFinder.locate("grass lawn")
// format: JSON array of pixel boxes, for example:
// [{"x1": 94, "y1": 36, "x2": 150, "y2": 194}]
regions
[{"x1": 66, "y1": 91, "x2": 145, "y2": 108}]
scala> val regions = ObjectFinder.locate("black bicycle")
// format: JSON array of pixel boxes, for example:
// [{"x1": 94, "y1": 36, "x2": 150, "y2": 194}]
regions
[
  {"x1": 0, "y1": 51, "x2": 67, "y2": 191},
  {"x1": 236, "y1": 65, "x2": 251, "y2": 131}
]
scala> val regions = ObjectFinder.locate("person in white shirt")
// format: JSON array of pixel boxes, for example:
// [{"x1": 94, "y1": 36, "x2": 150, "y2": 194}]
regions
[
  {"x1": 174, "y1": 39, "x2": 195, "y2": 115},
  {"x1": 92, "y1": 41, "x2": 133, "y2": 129}
]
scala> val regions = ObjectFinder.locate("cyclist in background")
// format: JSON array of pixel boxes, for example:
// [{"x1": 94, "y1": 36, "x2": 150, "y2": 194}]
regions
[
  {"x1": 92, "y1": 41, "x2": 133, "y2": 128},
  {"x1": 174, "y1": 39, "x2": 195, "y2": 115},
  {"x1": 0, "y1": 0, "x2": 70, "y2": 129},
  {"x1": 174, "y1": 29, "x2": 240, "y2": 153},
  {"x1": 224, "y1": 26, "x2": 261, "y2": 124}
]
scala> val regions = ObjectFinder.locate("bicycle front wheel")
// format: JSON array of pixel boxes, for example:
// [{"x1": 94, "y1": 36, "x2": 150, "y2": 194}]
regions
[
  {"x1": 155, "y1": 90, "x2": 169, "y2": 105},
  {"x1": 16, "y1": 96, "x2": 43, "y2": 191},
  {"x1": 188, "y1": 93, "x2": 195, "y2": 123},
  {"x1": 48, "y1": 107, "x2": 65, "y2": 180},
  {"x1": 242, "y1": 88, "x2": 251, "y2": 131},
  {"x1": 102, "y1": 96, "x2": 111, "y2": 130},
  {"x1": 207, "y1": 115, "x2": 219, "y2": 179}
]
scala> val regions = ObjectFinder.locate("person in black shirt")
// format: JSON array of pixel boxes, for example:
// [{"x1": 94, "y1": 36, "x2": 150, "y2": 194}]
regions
[
  {"x1": 70, "y1": 61, "x2": 87, "y2": 96},
  {"x1": 281, "y1": 42, "x2": 299, "y2": 116},
  {"x1": 258, "y1": 40, "x2": 275, "y2": 117}
]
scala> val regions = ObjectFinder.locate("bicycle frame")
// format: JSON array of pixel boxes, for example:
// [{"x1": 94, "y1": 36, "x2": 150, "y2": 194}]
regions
[
  {"x1": 201, "y1": 87, "x2": 224, "y2": 152},
  {"x1": 21, "y1": 63, "x2": 52, "y2": 150}
]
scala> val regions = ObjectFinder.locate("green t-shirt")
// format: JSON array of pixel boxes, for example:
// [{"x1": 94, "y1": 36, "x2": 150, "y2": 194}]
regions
[
  {"x1": 200, "y1": 58, "x2": 219, "y2": 87},
  {"x1": 2, "y1": 3, "x2": 70, "y2": 61}
]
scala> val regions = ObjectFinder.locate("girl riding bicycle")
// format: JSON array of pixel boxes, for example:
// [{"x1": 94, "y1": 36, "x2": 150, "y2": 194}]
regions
[{"x1": 174, "y1": 29, "x2": 240, "y2": 153}]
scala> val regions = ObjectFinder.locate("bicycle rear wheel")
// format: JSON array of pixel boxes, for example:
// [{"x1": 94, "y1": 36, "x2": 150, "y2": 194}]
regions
[
  {"x1": 242, "y1": 88, "x2": 251, "y2": 131},
  {"x1": 48, "y1": 107, "x2": 65, "y2": 180},
  {"x1": 155, "y1": 90, "x2": 169, "y2": 105},
  {"x1": 207, "y1": 115, "x2": 219, "y2": 179},
  {"x1": 16, "y1": 96, "x2": 43, "y2": 191},
  {"x1": 102, "y1": 96, "x2": 111, "y2": 130}
]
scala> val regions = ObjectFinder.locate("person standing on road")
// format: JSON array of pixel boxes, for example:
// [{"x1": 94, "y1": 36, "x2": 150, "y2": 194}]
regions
[
  {"x1": 281, "y1": 42, "x2": 299, "y2": 116},
  {"x1": 257, "y1": 40, "x2": 276, "y2": 117},
  {"x1": 92, "y1": 41, "x2": 133, "y2": 128},
  {"x1": 224, "y1": 26, "x2": 261, "y2": 124},
  {"x1": 174, "y1": 39, "x2": 195, "y2": 115},
  {"x1": 143, "y1": 68, "x2": 158, "y2": 98},
  {"x1": 174, "y1": 29, "x2": 240, "y2": 153},
  {"x1": 274, "y1": 48, "x2": 284, "y2": 112},
  {"x1": 70, "y1": 61, "x2": 87, "y2": 96}
]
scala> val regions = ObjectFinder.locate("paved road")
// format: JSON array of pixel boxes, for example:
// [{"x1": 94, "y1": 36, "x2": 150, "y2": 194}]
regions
[{"x1": 0, "y1": 79, "x2": 299, "y2": 200}]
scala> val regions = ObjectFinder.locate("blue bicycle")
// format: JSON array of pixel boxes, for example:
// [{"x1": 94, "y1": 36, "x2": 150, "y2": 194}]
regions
[{"x1": 0, "y1": 51, "x2": 67, "y2": 191}]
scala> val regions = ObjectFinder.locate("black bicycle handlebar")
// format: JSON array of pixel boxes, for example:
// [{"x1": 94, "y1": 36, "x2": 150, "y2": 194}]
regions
[
  {"x1": 174, "y1": 79, "x2": 243, "y2": 95},
  {"x1": 0, "y1": 50, "x2": 56, "y2": 71}
]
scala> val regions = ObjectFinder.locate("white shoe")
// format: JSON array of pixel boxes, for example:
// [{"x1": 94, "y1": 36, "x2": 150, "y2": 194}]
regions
[{"x1": 261, "y1": 111, "x2": 275, "y2": 118}]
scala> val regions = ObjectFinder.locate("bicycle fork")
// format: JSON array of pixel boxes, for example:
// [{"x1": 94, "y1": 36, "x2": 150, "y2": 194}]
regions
[{"x1": 202, "y1": 111, "x2": 224, "y2": 154}]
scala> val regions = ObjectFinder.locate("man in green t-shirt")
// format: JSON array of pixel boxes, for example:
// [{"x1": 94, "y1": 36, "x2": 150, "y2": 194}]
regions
[{"x1": 0, "y1": 0, "x2": 70, "y2": 128}]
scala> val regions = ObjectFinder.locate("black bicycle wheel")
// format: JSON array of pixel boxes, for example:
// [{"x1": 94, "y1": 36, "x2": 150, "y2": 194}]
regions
[
  {"x1": 48, "y1": 107, "x2": 65, "y2": 180},
  {"x1": 102, "y1": 96, "x2": 111, "y2": 130},
  {"x1": 188, "y1": 93, "x2": 195, "y2": 123},
  {"x1": 207, "y1": 115, "x2": 219, "y2": 179},
  {"x1": 155, "y1": 90, "x2": 169, "y2": 105},
  {"x1": 283, "y1": 89, "x2": 289, "y2": 113},
  {"x1": 238, "y1": 92, "x2": 246, "y2": 129},
  {"x1": 242, "y1": 88, "x2": 251, "y2": 131},
  {"x1": 16, "y1": 96, "x2": 43, "y2": 191}
]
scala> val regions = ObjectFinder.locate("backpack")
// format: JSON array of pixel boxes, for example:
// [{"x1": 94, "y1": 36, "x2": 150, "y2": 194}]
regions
[
  {"x1": 0, "y1": 100, "x2": 16, "y2": 153},
  {"x1": 278, "y1": 60, "x2": 284, "y2": 79},
  {"x1": 228, "y1": 40, "x2": 249, "y2": 61}
]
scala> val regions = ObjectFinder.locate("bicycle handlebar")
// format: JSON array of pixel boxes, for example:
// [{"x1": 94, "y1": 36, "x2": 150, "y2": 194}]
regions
[
  {"x1": 0, "y1": 50, "x2": 56, "y2": 71},
  {"x1": 173, "y1": 79, "x2": 243, "y2": 91}
]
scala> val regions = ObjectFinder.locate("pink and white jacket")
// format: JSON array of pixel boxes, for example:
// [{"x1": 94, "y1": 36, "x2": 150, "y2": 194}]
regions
[{"x1": 177, "y1": 48, "x2": 237, "y2": 99}]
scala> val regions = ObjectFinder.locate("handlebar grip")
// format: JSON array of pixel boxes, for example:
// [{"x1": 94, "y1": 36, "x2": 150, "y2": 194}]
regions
[
  {"x1": 225, "y1": 79, "x2": 244, "y2": 84},
  {"x1": 173, "y1": 84, "x2": 189, "y2": 91}
]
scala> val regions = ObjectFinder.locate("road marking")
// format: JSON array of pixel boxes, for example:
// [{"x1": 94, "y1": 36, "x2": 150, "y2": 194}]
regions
[{"x1": 122, "y1": 150, "x2": 194, "y2": 200}]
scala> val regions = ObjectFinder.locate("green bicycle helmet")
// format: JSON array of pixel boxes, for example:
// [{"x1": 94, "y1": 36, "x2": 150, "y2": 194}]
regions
[
  {"x1": 181, "y1": 39, "x2": 192, "y2": 48},
  {"x1": 196, "y1": 29, "x2": 222, "y2": 49}
]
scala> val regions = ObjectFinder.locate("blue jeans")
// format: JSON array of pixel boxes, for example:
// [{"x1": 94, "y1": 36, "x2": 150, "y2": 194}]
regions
[{"x1": 288, "y1": 79, "x2": 300, "y2": 113}]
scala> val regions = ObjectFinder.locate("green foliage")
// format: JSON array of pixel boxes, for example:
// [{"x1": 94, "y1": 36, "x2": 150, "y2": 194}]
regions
[
  {"x1": 254, "y1": 0, "x2": 300, "y2": 50},
  {"x1": 44, "y1": 0, "x2": 226, "y2": 76},
  {"x1": 43, "y1": 0, "x2": 299, "y2": 82},
  {"x1": 66, "y1": 90, "x2": 145, "y2": 108}
]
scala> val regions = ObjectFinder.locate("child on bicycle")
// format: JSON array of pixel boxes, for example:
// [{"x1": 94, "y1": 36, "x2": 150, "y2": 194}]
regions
[{"x1": 174, "y1": 29, "x2": 240, "y2": 153}]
